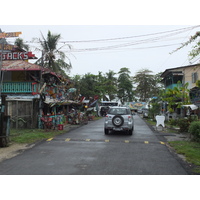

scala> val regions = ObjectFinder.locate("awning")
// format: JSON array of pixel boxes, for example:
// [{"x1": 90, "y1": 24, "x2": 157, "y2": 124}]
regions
[{"x1": 182, "y1": 104, "x2": 198, "y2": 110}]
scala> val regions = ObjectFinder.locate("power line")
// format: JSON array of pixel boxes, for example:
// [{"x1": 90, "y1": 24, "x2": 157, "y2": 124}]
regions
[
  {"x1": 61, "y1": 28, "x2": 192, "y2": 52},
  {"x1": 64, "y1": 43, "x2": 182, "y2": 53},
  {"x1": 19, "y1": 25, "x2": 200, "y2": 45},
  {"x1": 59, "y1": 25, "x2": 200, "y2": 43}
]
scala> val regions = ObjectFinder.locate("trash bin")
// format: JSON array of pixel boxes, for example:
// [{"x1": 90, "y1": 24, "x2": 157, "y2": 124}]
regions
[{"x1": 58, "y1": 124, "x2": 64, "y2": 130}]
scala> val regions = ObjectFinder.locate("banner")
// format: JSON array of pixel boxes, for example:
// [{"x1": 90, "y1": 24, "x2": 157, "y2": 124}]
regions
[
  {"x1": 0, "y1": 52, "x2": 36, "y2": 60},
  {"x1": 0, "y1": 32, "x2": 22, "y2": 38}
]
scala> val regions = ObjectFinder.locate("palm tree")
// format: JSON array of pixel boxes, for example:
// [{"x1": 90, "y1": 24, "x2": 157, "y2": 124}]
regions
[
  {"x1": 14, "y1": 38, "x2": 29, "y2": 51},
  {"x1": 36, "y1": 30, "x2": 72, "y2": 74},
  {"x1": 105, "y1": 70, "x2": 117, "y2": 101}
]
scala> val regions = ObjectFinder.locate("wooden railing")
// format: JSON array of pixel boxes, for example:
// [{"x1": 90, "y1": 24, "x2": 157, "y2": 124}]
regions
[{"x1": 2, "y1": 82, "x2": 39, "y2": 94}]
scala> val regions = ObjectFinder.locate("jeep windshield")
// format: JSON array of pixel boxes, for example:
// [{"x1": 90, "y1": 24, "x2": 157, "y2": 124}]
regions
[{"x1": 108, "y1": 108, "x2": 131, "y2": 115}]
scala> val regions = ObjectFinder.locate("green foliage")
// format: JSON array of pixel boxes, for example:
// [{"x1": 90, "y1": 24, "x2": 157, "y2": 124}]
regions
[
  {"x1": 169, "y1": 118, "x2": 178, "y2": 126},
  {"x1": 117, "y1": 67, "x2": 134, "y2": 104},
  {"x1": 176, "y1": 116, "x2": 198, "y2": 133},
  {"x1": 177, "y1": 118, "x2": 190, "y2": 133},
  {"x1": 35, "y1": 30, "x2": 71, "y2": 75},
  {"x1": 169, "y1": 141, "x2": 200, "y2": 173},
  {"x1": 172, "y1": 30, "x2": 200, "y2": 62},
  {"x1": 189, "y1": 121, "x2": 200, "y2": 142},
  {"x1": 148, "y1": 102, "x2": 160, "y2": 119},
  {"x1": 72, "y1": 68, "x2": 164, "y2": 104},
  {"x1": 10, "y1": 129, "x2": 66, "y2": 144},
  {"x1": 73, "y1": 71, "x2": 117, "y2": 100},
  {"x1": 79, "y1": 73, "x2": 99, "y2": 98},
  {"x1": 161, "y1": 81, "x2": 191, "y2": 112},
  {"x1": 132, "y1": 69, "x2": 164, "y2": 102},
  {"x1": 15, "y1": 38, "x2": 29, "y2": 51},
  {"x1": 196, "y1": 80, "x2": 200, "y2": 87}
]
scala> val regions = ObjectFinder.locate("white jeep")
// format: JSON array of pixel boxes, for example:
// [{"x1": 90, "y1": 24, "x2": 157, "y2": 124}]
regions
[{"x1": 104, "y1": 106, "x2": 134, "y2": 135}]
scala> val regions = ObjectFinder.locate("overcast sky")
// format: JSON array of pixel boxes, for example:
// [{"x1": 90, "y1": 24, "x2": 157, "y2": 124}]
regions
[
  {"x1": 1, "y1": 25, "x2": 199, "y2": 77},
  {"x1": 1, "y1": 1, "x2": 200, "y2": 78}
]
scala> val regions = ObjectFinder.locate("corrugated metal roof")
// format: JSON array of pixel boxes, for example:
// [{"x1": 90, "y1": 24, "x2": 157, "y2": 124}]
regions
[
  {"x1": 160, "y1": 63, "x2": 200, "y2": 77},
  {"x1": 2, "y1": 60, "x2": 42, "y2": 71}
]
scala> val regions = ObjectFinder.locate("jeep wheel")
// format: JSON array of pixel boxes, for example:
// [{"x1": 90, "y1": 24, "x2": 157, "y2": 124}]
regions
[
  {"x1": 104, "y1": 128, "x2": 109, "y2": 135},
  {"x1": 128, "y1": 128, "x2": 133, "y2": 135},
  {"x1": 112, "y1": 115, "x2": 124, "y2": 127}
]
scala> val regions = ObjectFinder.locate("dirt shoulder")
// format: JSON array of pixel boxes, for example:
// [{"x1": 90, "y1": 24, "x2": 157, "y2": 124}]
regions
[{"x1": 0, "y1": 143, "x2": 35, "y2": 163}]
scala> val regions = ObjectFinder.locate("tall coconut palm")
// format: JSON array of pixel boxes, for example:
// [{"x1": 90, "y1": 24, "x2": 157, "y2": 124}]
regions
[
  {"x1": 14, "y1": 38, "x2": 29, "y2": 51},
  {"x1": 36, "y1": 30, "x2": 72, "y2": 74},
  {"x1": 105, "y1": 70, "x2": 117, "y2": 101}
]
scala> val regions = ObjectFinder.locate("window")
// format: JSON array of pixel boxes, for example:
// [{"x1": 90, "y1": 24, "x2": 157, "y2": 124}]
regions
[
  {"x1": 192, "y1": 72, "x2": 198, "y2": 83},
  {"x1": 108, "y1": 108, "x2": 130, "y2": 115}
]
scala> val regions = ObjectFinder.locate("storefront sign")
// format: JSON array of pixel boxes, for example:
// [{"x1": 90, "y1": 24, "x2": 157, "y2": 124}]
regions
[
  {"x1": 0, "y1": 44, "x2": 15, "y2": 51},
  {"x1": 0, "y1": 32, "x2": 22, "y2": 38},
  {"x1": 0, "y1": 52, "x2": 36, "y2": 60}
]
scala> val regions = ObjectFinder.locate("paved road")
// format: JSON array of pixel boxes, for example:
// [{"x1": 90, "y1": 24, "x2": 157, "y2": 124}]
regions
[{"x1": 0, "y1": 115, "x2": 188, "y2": 175}]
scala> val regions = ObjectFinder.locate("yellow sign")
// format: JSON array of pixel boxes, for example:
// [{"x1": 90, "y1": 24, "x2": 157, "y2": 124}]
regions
[
  {"x1": 0, "y1": 44, "x2": 15, "y2": 50},
  {"x1": 0, "y1": 32, "x2": 22, "y2": 38}
]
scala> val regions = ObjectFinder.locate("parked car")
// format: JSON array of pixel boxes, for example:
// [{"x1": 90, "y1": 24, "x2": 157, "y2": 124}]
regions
[
  {"x1": 142, "y1": 108, "x2": 149, "y2": 118},
  {"x1": 137, "y1": 109, "x2": 143, "y2": 114},
  {"x1": 104, "y1": 106, "x2": 134, "y2": 135}
]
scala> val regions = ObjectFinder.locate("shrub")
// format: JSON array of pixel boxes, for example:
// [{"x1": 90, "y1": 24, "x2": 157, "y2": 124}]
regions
[
  {"x1": 177, "y1": 118, "x2": 190, "y2": 133},
  {"x1": 188, "y1": 121, "x2": 200, "y2": 142},
  {"x1": 169, "y1": 118, "x2": 178, "y2": 126},
  {"x1": 176, "y1": 115, "x2": 198, "y2": 133},
  {"x1": 188, "y1": 115, "x2": 198, "y2": 122}
]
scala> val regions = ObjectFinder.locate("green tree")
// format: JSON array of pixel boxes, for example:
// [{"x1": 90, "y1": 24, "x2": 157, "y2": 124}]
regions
[
  {"x1": 132, "y1": 69, "x2": 164, "y2": 102},
  {"x1": 14, "y1": 38, "x2": 29, "y2": 51},
  {"x1": 73, "y1": 71, "x2": 118, "y2": 101},
  {"x1": 79, "y1": 73, "x2": 99, "y2": 99},
  {"x1": 161, "y1": 82, "x2": 190, "y2": 113},
  {"x1": 35, "y1": 30, "x2": 72, "y2": 75},
  {"x1": 104, "y1": 70, "x2": 117, "y2": 101},
  {"x1": 95, "y1": 71, "x2": 107, "y2": 100},
  {"x1": 172, "y1": 31, "x2": 200, "y2": 61},
  {"x1": 117, "y1": 67, "x2": 134, "y2": 104}
]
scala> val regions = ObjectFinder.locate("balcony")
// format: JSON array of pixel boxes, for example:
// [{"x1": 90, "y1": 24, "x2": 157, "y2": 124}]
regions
[
  {"x1": 166, "y1": 83, "x2": 182, "y2": 90},
  {"x1": 1, "y1": 82, "x2": 39, "y2": 94}
]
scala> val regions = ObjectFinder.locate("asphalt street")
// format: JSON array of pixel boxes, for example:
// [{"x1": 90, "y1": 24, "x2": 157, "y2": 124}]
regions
[{"x1": 0, "y1": 115, "x2": 188, "y2": 175}]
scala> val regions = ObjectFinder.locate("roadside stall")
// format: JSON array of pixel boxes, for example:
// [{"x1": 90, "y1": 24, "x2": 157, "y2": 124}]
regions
[{"x1": 38, "y1": 97, "x2": 87, "y2": 130}]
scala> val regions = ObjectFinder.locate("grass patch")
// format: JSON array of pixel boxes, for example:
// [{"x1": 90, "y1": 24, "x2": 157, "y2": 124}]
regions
[
  {"x1": 169, "y1": 141, "x2": 200, "y2": 174},
  {"x1": 145, "y1": 119, "x2": 156, "y2": 126},
  {"x1": 9, "y1": 117, "x2": 101, "y2": 144},
  {"x1": 144, "y1": 118, "x2": 179, "y2": 133},
  {"x1": 10, "y1": 129, "x2": 66, "y2": 144}
]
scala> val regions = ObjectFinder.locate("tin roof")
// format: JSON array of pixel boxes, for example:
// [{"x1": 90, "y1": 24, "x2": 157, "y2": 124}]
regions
[
  {"x1": 160, "y1": 63, "x2": 200, "y2": 77},
  {"x1": 2, "y1": 60, "x2": 42, "y2": 71}
]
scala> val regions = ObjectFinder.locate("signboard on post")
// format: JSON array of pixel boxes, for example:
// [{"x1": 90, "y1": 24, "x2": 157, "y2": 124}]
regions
[
  {"x1": 0, "y1": 52, "x2": 36, "y2": 60},
  {"x1": 0, "y1": 32, "x2": 22, "y2": 38}
]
